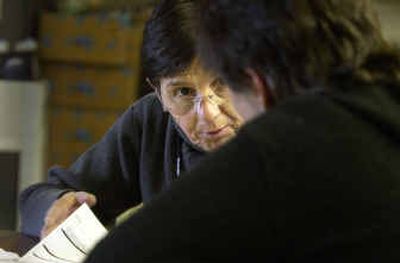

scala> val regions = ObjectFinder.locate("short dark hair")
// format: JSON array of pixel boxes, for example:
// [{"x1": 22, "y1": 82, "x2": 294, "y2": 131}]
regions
[
  {"x1": 196, "y1": 0, "x2": 400, "y2": 100},
  {"x1": 141, "y1": 0, "x2": 196, "y2": 88}
]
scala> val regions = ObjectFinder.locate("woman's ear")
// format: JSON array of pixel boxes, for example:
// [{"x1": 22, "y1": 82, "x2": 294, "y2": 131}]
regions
[
  {"x1": 245, "y1": 68, "x2": 275, "y2": 109},
  {"x1": 156, "y1": 92, "x2": 170, "y2": 112},
  {"x1": 155, "y1": 92, "x2": 168, "y2": 111},
  {"x1": 147, "y1": 78, "x2": 168, "y2": 111}
]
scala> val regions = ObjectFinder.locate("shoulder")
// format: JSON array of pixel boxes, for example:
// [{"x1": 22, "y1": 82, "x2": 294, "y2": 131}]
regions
[
  {"x1": 117, "y1": 92, "x2": 168, "y2": 127},
  {"x1": 238, "y1": 91, "x2": 377, "y2": 171},
  {"x1": 98, "y1": 92, "x2": 170, "y2": 142},
  {"x1": 128, "y1": 92, "x2": 164, "y2": 117},
  {"x1": 242, "y1": 93, "x2": 343, "y2": 144}
]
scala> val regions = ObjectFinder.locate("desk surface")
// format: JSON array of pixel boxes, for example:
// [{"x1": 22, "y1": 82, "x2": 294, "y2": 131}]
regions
[{"x1": 0, "y1": 230, "x2": 39, "y2": 256}]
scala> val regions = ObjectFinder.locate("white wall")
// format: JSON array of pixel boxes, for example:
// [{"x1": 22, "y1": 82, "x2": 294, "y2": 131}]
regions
[{"x1": 0, "y1": 80, "x2": 47, "y2": 228}]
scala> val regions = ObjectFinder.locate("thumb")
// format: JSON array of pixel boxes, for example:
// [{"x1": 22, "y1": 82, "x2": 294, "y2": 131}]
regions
[{"x1": 74, "y1": 191, "x2": 97, "y2": 207}]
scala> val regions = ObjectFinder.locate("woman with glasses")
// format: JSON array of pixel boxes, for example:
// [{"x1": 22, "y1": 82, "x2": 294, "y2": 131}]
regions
[{"x1": 20, "y1": 0, "x2": 243, "y2": 238}]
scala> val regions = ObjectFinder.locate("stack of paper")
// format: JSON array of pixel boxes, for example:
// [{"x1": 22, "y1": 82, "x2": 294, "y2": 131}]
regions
[{"x1": 20, "y1": 203, "x2": 108, "y2": 263}]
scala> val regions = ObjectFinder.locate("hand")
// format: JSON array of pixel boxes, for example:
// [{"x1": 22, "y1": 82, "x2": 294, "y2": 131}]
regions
[{"x1": 41, "y1": 191, "x2": 97, "y2": 239}]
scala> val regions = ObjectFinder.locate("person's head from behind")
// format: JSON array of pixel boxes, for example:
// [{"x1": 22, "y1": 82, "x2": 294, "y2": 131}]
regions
[
  {"x1": 196, "y1": 0, "x2": 399, "y2": 121},
  {"x1": 141, "y1": 0, "x2": 243, "y2": 151}
]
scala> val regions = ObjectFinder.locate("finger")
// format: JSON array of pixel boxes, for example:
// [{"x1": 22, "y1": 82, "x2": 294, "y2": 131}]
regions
[
  {"x1": 41, "y1": 207, "x2": 76, "y2": 239},
  {"x1": 75, "y1": 191, "x2": 97, "y2": 207},
  {"x1": 46, "y1": 193, "x2": 78, "y2": 223},
  {"x1": 41, "y1": 224, "x2": 55, "y2": 239},
  {"x1": 41, "y1": 192, "x2": 80, "y2": 238},
  {"x1": 41, "y1": 191, "x2": 96, "y2": 238}
]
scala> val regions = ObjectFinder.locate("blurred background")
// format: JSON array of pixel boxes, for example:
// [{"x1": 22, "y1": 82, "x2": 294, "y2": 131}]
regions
[
  {"x1": 0, "y1": 0, "x2": 399, "y2": 231},
  {"x1": 0, "y1": 0, "x2": 156, "y2": 231}
]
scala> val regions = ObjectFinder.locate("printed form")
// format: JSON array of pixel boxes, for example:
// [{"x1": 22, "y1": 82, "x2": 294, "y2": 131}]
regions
[{"x1": 20, "y1": 203, "x2": 108, "y2": 263}]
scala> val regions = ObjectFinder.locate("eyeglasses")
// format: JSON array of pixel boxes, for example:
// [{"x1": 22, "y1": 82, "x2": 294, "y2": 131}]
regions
[
  {"x1": 165, "y1": 89, "x2": 228, "y2": 115},
  {"x1": 147, "y1": 78, "x2": 232, "y2": 116}
]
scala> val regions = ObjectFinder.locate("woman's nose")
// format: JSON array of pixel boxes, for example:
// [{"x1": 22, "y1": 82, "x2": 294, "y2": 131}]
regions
[{"x1": 195, "y1": 95, "x2": 222, "y2": 122}]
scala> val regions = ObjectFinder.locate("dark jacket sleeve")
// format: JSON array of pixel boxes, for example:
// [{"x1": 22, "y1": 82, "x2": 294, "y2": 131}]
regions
[{"x1": 19, "y1": 94, "x2": 157, "y2": 237}]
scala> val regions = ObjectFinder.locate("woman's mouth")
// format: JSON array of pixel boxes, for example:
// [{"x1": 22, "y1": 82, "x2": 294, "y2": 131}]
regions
[
  {"x1": 192, "y1": 124, "x2": 237, "y2": 151},
  {"x1": 203, "y1": 125, "x2": 231, "y2": 138}
]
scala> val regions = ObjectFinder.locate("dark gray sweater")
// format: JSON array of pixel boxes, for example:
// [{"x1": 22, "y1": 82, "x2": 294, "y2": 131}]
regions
[{"x1": 19, "y1": 93, "x2": 205, "y2": 237}]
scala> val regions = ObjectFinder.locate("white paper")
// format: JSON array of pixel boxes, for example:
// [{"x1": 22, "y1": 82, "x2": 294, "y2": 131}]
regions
[
  {"x1": 20, "y1": 203, "x2": 108, "y2": 263},
  {"x1": 0, "y1": 248, "x2": 20, "y2": 262}
]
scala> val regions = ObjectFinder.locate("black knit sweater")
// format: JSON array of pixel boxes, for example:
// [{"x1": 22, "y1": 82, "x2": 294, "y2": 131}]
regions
[{"x1": 85, "y1": 83, "x2": 400, "y2": 262}]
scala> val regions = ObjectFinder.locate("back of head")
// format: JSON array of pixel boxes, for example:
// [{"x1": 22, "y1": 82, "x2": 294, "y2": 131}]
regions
[{"x1": 197, "y1": 0, "x2": 400, "y2": 100}]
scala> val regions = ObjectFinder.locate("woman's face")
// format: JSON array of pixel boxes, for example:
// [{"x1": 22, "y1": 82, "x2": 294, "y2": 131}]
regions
[{"x1": 159, "y1": 61, "x2": 243, "y2": 151}]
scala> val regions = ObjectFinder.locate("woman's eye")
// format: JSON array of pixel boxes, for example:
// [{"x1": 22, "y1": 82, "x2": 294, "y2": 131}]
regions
[
  {"x1": 213, "y1": 78, "x2": 226, "y2": 87},
  {"x1": 211, "y1": 79, "x2": 228, "y2": 95},
  {"x1": 176, "y1": 87, "x2": 195, "y2": 97}
]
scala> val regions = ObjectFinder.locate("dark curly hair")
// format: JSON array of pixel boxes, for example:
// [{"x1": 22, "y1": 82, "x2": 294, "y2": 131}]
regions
[{"x1": 196, "y1": 0, "x2": 400, "y2": 100}]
